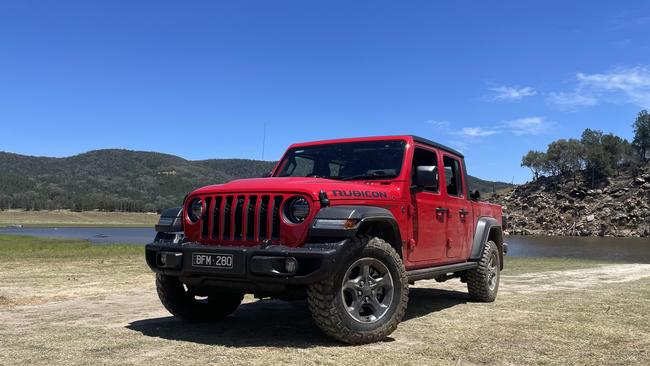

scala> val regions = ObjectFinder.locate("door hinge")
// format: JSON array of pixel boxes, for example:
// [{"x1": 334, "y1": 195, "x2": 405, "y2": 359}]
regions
[
  {"x1": 407, "y1": 239, "x2": 417, "y2": 251},
  {"x1": 407, "y1": 205, "x2": 416, "y2": 216}
]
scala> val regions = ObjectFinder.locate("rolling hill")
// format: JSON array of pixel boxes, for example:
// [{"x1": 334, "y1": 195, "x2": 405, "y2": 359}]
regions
[{"x1": 0, "y1": 149, "x2": 512, "y2": 212}]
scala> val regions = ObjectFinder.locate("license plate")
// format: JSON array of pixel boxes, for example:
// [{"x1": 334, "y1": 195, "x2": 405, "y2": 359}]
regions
[{"x1": 192, "y1": 253, "x2": 234, "y2": 269}]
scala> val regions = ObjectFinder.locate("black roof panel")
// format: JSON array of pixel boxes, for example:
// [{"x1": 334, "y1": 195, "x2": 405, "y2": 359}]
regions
[{"x1": 411, "y1": 135, "x2": 464, "y2": 158}]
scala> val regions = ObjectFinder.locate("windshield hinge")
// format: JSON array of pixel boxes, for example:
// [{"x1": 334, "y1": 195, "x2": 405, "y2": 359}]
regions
[{"x1": 319, "y1": 190, "x2": 330, "y2": 208}]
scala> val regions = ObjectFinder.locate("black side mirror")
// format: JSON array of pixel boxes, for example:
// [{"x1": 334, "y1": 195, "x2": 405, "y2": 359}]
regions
[
  {"x1": 470, "y1": 190, "x2": 481, "y2": 200},
  {"x1": 415, "y1": 166, "x2": 438, "y2": 190},
  {"x1": 261, "y1": 172, "x2": 272, "y2": 178}
]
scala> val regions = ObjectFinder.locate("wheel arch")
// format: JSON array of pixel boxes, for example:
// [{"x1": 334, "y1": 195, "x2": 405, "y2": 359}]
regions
[
  {"x1": 356, "y1": 218, "x2": 403, "y2": 259},
  {"x1": 470, "y1": 217, "x2": 504, "y2": 270},
  {"x1": 308, "y1": 205, "x2": 404, "y2": 258}
]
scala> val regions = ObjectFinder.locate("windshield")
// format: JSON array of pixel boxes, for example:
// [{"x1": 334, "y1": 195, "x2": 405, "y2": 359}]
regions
[{"x1": 275, "y1": 140, "x2": 406, "y2": 180}]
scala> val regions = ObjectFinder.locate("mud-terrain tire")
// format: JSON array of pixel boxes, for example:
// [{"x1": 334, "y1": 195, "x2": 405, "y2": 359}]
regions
[
  {"x1": 307, "y1": 236, "x2": 409, "y2": 344},
  {"x1": 156, "y1": 274, "x2": 244, "y2": 322},
  {"x1": 467, "y1": 240, "x2": 500, "y2": 302}
]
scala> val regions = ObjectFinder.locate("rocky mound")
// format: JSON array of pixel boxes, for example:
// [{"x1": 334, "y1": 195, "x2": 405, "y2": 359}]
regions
[{"x1": 491, "y1": 166, "x2": 650, "y2": 237}]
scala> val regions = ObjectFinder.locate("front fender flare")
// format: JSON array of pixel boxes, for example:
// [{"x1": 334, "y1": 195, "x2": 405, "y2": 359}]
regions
[{"x1": 307, "y1": 205, "x2": 403, "y2": 254}]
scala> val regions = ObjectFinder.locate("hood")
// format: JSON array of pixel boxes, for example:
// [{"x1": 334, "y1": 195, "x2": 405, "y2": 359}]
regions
[{"x1": 190, "y1": 177, "x2": 403, "y2": 202}]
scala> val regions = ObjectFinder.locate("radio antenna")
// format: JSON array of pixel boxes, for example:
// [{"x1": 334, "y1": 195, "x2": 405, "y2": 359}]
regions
[{"x1": 261, "y1": 122, "x2": 267, "y2": 160}]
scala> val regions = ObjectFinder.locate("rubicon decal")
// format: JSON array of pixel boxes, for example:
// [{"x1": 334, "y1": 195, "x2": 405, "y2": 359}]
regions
[{"x1": 330, "y1": 190, "x2": 388, "y2": 198}]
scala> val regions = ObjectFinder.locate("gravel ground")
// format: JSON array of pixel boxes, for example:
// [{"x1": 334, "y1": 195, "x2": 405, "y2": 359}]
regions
[{"x1": 1, "y1": 243, "x2": 649, "y2": 365}]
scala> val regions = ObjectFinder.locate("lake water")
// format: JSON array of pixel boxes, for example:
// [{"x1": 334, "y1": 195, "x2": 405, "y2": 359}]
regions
[
  {"x1": 0, "y1": 226, "x2": 649, "y2": 262},
  {"x1": 0, "y1": 226, "x2": 156, "y2": 244},
  {"x1": 506, "y1": 235, "x2": 650, "y2": 263}
]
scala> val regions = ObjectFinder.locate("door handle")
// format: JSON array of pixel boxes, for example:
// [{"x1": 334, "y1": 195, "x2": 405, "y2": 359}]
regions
[
  {"x1": 435, "y1": 207, "x2": 449, "y2": 217},
  {"x1": 459, "y1": 209, "x2": 469, "y2": 217}
]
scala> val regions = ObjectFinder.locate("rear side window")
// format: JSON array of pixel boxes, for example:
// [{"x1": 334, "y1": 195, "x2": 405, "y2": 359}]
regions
[{"x1": 443, "y1": 156, "x2": 464, "y2": 197}]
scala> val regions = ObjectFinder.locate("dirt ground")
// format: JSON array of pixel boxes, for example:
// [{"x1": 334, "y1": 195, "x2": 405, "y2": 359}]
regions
[{"x1": 1, "y1": 254, "x2": 650, "y2": 365}]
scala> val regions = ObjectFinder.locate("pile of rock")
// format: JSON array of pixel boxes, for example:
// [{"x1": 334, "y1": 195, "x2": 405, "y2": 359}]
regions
[{"x1": 491, "y1": 167, "x2": 650, "y2": 237}]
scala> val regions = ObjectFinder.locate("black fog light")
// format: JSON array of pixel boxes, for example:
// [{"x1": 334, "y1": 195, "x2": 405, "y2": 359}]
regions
[
  {"x1": 157, "y1": 252, "x2": 182, "y2": 269},
  {"x1": 285, "y1": 257, "x2": 298, "y2": 274}
]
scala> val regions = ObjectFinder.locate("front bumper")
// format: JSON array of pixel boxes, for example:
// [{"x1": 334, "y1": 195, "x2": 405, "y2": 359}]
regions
[{"x1": 145, "y1": 240, "x2": 351, "y2": 292}]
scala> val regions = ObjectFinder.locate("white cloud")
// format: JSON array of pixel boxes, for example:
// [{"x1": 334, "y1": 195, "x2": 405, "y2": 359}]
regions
[
  {"x1": 546, "y1": 91, "x2": 598, "y2": 109},
  {"x1": 457, "y1": 127, "x2": 500, "y2": 137},
  {"x1": 548, "y1": 66, "x2": 650, "y2": 109},
  {"x1": 487, "y1": 85, "x2": 537, "y2": 101},
  {"x1": 576, "y1": 66, "x2": 650, "y2": 108},
  {"x1": 426, "y1": 120, "x2": 450, "y2": 129},
  {"x1": 503, "y1": 117, "x2": 551, "y2": 136},
  {"x1": 610, "y1": 14, "x2": 650, "y2": 30}
]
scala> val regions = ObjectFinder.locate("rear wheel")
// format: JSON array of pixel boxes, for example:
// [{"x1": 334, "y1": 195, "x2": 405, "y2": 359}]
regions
[
  {"x1": 156, "y1": 274, "x2": 243, "y2": 322},
  {"x1": 307, "y1": 236, "x2": 409, "y2": 344},
  {"x1": 467, "y1": 240, "x2": 500, "y2": 302}
]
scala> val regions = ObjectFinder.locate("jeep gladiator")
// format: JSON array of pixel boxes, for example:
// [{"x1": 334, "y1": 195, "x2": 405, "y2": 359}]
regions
[{"x1": 146, "y1": 135, "x2": 506, "y2": 344}]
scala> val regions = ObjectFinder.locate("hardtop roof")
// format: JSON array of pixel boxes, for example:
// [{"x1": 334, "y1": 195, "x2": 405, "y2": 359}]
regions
[
  {"x1": 411, "y1": 135, "x2": 464, "y2": 158},
  {"x1": 288, "y1": 135, "x2": 464, "y2": 158}
]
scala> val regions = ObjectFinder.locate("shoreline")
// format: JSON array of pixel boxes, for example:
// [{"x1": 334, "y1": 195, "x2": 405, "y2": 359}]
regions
[{"x1": 0, "y1": 209, "x2": 159, "y2": 228}]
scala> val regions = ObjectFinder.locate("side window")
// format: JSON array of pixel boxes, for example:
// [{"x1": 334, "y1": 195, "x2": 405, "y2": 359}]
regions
[
  {"x1": 411, "y1": 148, "x2": 439, "y2": 193},
  {"x1": 443, "y1": 156, "x2": 464, "y2": 197}
]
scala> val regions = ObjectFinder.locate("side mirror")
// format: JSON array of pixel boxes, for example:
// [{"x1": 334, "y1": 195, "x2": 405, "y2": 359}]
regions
[
  {"x1": 470, "y1": 190, "x2": 481, "y2": 200},
  {"x1": 415, "y1": 166, "x2": 438, "y2": 190},
  {"x1": 261, "y1": 172, "x2": 272, "y2": 178}
]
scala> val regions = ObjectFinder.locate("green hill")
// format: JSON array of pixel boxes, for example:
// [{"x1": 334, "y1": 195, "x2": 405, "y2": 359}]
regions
[{"x1": 0, "y1": 149, "x2": 512, "y2": 212}]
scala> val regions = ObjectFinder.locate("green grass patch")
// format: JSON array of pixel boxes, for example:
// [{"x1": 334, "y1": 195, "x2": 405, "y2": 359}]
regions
[{"x1": 0, "y1": 234, "x2": 142, "y2": 259}]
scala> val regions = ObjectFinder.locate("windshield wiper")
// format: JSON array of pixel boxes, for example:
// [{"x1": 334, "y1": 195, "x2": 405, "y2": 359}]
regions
[{"x1": 340, "y1": 173, "x2": 397, "y2": 181}]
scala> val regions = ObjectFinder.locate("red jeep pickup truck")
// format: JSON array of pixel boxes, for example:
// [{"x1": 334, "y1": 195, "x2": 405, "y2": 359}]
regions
[{"x1": 146, "y1": 135, "x2": 506, "y2": 344}]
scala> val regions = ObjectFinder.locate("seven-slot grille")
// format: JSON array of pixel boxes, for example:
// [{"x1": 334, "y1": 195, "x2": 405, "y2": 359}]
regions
[{"x1": 200, "y1": 194, "x2": 285, "y2": 242}]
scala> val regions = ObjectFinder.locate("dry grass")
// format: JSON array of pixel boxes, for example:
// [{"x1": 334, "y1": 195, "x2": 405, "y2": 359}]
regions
[
  {"x1": 1, "y1": 235, "x2": 649, "y2": 365},
  {"x1": 0, "y1": 209, "x2": 158, "y2": 227}
]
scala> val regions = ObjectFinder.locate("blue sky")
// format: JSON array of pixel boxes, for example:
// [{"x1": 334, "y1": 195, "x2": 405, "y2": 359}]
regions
[{"x1": 1, "y1": 1, "x2": 650, "y2": 183}]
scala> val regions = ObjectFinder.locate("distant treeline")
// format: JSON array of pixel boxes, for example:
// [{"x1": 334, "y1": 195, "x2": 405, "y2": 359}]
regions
[
  {"x1": 521, "y1": 110, "x2": 650, "y2": 184},
  {"x1": 0, "y1": 148, "x2": 512, "y2": 213},
  {"x1": 0, "y1": 150, "x2": 277, "y2": 213}
]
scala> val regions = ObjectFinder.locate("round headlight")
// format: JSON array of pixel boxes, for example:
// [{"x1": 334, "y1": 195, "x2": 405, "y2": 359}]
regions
[
  {"x1": 285, "y1": 197, "x2": 310, "y2": 223},
  {"x1": 188, "y1": 198, "x2": 203, "y2": 223}
]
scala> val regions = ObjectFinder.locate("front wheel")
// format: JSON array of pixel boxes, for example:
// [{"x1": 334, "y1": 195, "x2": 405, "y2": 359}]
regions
[
  {"x1": 307, "y1": 236, "x2": 409, "y2": 344},
  {"x1": 156, "y1": 274, "x2": 244, "y2": 322},
  {"x1": 466, "y1": 240, "x2": 500, "y2": 302}
]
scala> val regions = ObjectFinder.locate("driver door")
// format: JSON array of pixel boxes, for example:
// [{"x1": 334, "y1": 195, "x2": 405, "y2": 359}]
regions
[{"x1": 408, "y1": 146, "x2": 447, "y2": 264}]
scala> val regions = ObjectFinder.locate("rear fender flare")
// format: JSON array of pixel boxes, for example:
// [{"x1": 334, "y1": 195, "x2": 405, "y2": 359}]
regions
[{"x1": 470, "y1": 217, "x2": 504, "y2": 269}]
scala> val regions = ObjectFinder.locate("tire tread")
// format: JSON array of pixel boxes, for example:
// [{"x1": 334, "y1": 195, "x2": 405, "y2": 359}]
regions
[{"x1": 307, "y1": 236, "x2": 409, "y2": 344}]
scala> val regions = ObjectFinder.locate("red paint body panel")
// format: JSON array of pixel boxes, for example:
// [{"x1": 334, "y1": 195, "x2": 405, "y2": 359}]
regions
[{"x1": 182, "y1": 135, "x2": 502, "y2": 271}]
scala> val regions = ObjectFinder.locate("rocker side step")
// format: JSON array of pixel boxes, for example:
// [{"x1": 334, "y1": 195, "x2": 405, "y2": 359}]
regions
[{"x1": 407, "y1": 262, "x2": 478, "y2": 282}]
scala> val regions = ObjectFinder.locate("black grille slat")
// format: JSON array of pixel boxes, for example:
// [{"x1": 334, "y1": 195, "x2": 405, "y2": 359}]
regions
[
  {"x1": 212, "y1": 196, "x2": 222, "y2": 239},
  {"x1": 202, "y1": 197, "x2": 212, "y2": 238},
  {"x1": 234, "y1": 196, "x2": 244, "y2": 240},
  {"x1": 247, "y1": 196, "x2": 257, "y2": 241},
  {"x1": 223, "y1": 196, "x2": 233, "y2": 239},
  {"x1": 259, "y1": 196, "x2": 270, "y2": 240},
  {"x1": 271, "y1": 196, "x2": 282, "y2": 240}
]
